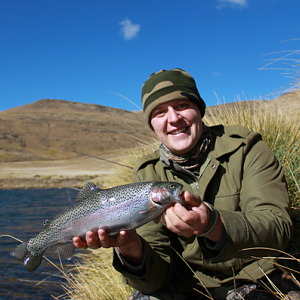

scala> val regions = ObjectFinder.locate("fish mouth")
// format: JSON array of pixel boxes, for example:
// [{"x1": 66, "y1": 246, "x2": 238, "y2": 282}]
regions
[
  {"x1": 175, "y1": 185, "x2": 182, "y2": 196},
  {"x1": 149, "y1": 184, "x2": 183, "y2": 206}
]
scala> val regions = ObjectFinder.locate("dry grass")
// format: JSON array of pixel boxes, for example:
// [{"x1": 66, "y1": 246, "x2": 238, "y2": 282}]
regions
[
  {"x1": 94, "y1": 135, "x2": 159, "y2": 188},
  {"x1": 55, "y1": 249, "x2": 134, "y2": 300}
]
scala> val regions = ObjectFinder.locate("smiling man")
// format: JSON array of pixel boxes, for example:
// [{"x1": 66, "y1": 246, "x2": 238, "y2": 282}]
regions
[
  {"x1": 74, "y1": 68, "x2": 297, "y2": 299},
  {"x1": 150, "y1": 99, "x2": 203, "y2": 156}
]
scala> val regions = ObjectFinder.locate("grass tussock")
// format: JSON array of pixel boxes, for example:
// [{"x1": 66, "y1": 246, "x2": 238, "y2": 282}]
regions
[
  {"x1": 57, "y1": 248, "x2": 134, "y2": 300},
  {"x1": 60, "y1": 92, "x2": 300, "y2": 299}
]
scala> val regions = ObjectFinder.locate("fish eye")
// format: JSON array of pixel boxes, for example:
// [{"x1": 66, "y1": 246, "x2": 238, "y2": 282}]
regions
[{"x1": 169, "y1": 184, "x2": 175, "y2": 189}]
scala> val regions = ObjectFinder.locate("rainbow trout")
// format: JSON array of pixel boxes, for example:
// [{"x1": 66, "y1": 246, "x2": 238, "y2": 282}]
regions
[{"x1": 11, "y1": 181, "x2": 183, "y2": 272}]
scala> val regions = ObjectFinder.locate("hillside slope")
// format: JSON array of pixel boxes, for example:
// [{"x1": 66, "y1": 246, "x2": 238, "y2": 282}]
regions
[{"x1": 0, "y1": 99, "x2": 152, "y2": 162}]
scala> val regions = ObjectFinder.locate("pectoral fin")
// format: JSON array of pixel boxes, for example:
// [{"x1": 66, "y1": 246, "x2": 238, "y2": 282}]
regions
[
  {"x1": 138, "y1": 206, "x2": 157, "y2": 214},
  {"x1": 55, "y1": 243, "x2": 76, "y2": 260},
  {"x1": 153, "y1": 216, "x2": 161, "y2": 223}
]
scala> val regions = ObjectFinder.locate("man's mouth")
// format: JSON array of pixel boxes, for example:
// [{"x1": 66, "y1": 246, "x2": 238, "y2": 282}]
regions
[{"x1": 170, "y1": 127, "x2": 188, "y2": 135}]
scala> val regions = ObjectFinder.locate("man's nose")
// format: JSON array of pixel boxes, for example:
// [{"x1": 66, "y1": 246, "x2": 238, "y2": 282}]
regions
[{"x1": 167, "y1": 106, "x2": 181, "y2": 123}]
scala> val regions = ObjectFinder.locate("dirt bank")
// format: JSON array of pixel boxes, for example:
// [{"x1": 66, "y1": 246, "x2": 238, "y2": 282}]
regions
[{"x1": 0, "y1": 157, "x2": 115, "y2": 189}]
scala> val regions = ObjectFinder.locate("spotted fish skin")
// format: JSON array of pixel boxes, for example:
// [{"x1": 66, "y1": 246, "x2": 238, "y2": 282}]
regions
[{"x1": 10, "y1": 181, "x2": 183, "y2": 272}]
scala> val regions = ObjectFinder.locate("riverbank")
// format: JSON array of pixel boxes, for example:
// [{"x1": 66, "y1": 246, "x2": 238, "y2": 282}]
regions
[{"x1": 0, "y1": 155, "x2": 117, "y2": 189}]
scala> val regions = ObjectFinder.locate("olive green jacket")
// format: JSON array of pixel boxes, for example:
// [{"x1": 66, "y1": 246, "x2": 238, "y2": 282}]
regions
[{"x1": 114, "y1": 125, "x2": 291, "y2": 294}]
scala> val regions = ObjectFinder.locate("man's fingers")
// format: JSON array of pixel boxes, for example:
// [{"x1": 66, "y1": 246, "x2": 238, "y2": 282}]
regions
[
  {"x1": 73, "y1": 236, "x2": 88, "y2": 249},
  {"x1": 73, "y1": 229, "x2": 138, "y2": 250},
  {"x1": 181, "y1": 191, "x2": 201, "y2": 207},
  {"x1": 117, "y1": 230, "x2": 126, "y2": 244},
  {"x1": 86, "y1": 231, "x2": 101, "y2": 249}
]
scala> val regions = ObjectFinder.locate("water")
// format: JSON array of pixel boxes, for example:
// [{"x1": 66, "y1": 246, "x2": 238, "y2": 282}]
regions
[{"x1": 0, "y1": 188, "x2": 80, "y2": 299}]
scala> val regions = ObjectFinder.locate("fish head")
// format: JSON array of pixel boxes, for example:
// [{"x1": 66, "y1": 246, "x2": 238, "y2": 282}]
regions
[{"x1": 149, "y1": 182, "x2": 184, "y2": 208}]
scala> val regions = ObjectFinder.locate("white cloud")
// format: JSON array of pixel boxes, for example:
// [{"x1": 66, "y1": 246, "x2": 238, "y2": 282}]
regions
[
  {"x1": 213, "y1": 71, "x2": 222, "y2": 77},
  {"x1": 119, "y1": 18, "x2": 140, "y2": 40},
  {"x1": 216, "y1": 0, "x2": 248, "y2": 9}
]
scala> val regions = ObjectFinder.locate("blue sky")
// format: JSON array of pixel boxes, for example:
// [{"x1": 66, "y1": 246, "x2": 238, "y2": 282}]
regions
[{"x1": 0, "y1": 0, "x2": 299, "y2": 112}]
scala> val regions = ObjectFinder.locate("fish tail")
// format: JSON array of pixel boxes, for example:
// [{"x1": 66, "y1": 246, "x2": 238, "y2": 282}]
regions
[
  {"x1": 10, "y1": 242, "x2": 43, "y2": 272},
  {"x1": 10, "y1": 242, "x2": 28, "y2": 261}
]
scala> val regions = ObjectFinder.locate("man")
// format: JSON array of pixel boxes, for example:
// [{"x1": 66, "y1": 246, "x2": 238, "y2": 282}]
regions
[{"x1": 74, "y1": 68, "x2": 296, "y2": 299}]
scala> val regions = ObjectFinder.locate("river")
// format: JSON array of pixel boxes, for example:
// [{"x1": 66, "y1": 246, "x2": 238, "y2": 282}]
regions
[{"x1": 0, "y1": 188, "x2": 81, "y2": 299}]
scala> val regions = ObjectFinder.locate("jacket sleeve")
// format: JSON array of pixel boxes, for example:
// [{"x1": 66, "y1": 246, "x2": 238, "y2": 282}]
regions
[
  {"x1": 113, "y1": 221, "x2": 175, "y2": 294},
  {"x1": 209, "y1": 133, "x2": 292, "y2": 262}
]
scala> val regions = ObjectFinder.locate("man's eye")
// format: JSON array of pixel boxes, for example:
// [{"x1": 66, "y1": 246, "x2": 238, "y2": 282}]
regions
[
  {"x1": 153, "y1": 110, "x2": 165, "y2": 117},
  {"x1": 177, "y1": 103, "x2": 187, "y2": 109}
]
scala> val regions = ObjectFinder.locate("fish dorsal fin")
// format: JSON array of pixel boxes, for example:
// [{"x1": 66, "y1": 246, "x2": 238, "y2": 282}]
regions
[{"x1": 75, "y1": 181, "x2": 101, "y2": 203}]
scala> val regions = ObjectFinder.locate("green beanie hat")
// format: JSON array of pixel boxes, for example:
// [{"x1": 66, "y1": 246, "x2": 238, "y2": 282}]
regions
[{"x1": 141, "y1": 68, "x2": 206, "y2": 128}]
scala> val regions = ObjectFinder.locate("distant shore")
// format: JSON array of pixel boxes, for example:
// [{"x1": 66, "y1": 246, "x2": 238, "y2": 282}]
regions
[
  {"x1": 0, "y1": 158, "x2": 114, "y2": 189},
  {"x1": 0, "y1": 177, "x2": 86, "y2": 189}
]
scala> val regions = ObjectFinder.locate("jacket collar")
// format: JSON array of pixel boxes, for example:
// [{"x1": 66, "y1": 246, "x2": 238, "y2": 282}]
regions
[
  {"x1": 133, "y1": 125, "x2": 246, "y2": 174},
  {"x1": 160, "y1": 125, "x2": 245, "y2": 163},
  {"x1": 207, "y1": 125, "x2": 245, "y2": 159},
  {"x1": 158, "y1": 125, "x2": 245, "y2": 177}
]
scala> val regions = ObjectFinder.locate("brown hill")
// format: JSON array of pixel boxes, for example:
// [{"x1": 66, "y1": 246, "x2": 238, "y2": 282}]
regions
[
  {"x1": 0, "y1": 92, "x2": 299, "y2": 189},
  {"x1": 2, "y1": 92, "x2": 299, "y2": 164},
  {"x1": 272, "y1": 89, "x2": 300, "y2": 111},
  {"x1": 0, "y1": 99, "x2": 152, "y2": 163}
]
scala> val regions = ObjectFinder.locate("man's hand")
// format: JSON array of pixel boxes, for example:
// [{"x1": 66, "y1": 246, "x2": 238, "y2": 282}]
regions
[
  {"x1": 162, "y1": 191, "x2": 222, "y2": 241},
  {"x1": 73, "y1": 229, "x2": 144, "y2": 266}
]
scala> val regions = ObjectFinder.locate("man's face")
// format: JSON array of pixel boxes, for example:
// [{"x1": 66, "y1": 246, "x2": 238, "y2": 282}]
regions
[{"x1": 150, "y1": 99, "x2": 203, "y2": 155}]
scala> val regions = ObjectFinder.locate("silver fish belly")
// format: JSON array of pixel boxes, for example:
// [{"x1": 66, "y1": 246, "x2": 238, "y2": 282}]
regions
[{"x1": 10, "y1": 181, "x2": 183, "y2": 272}]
